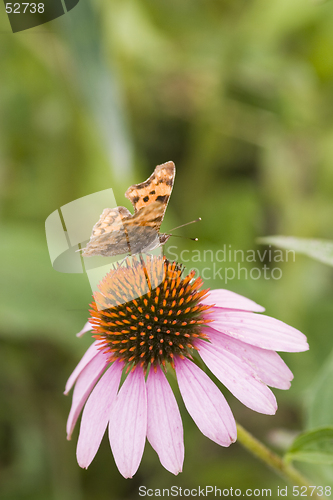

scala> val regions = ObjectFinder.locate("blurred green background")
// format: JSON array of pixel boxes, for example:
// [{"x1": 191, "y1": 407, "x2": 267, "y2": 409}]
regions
[{"x1": 1, "y1": 0, "x2": 333, "y2": 498}]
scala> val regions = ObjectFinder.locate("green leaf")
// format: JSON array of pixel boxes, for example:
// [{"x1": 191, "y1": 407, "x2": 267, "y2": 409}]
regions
[
  {"x1": 307, "y1": 351, "x2": 333, "y2": 429},
  {"x1": 257, "y1": 236, "x2": 333, "y2": 267},
  {"x1": 286, "y1": 428, "x2": 333, "y2": 464}
]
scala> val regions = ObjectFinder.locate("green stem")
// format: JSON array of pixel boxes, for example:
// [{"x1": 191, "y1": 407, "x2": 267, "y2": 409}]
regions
[{"x1": 236, "y1": 423, "x2": 320, "y2": 499}]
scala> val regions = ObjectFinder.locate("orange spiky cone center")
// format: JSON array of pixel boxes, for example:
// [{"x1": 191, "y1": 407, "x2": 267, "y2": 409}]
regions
[{"x1": 89, "y1": 256, "x2": 212, "y2": 371}]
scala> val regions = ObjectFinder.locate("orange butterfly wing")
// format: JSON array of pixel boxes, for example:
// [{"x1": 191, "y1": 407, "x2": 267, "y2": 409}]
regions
[
  {"x1": 125, "y1": 161, "x2": 175, "y2": 231},
  {"x1": 81, "y1": 161, "x2": 175, "y2": 257}
]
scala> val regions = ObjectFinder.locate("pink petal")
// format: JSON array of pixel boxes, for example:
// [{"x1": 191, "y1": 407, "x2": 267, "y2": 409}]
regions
[
  {"x1": 210, "y1": 310, "x2": 308, "y2": 352},
  {"x1": 206, "y1": 327, "x2": 293, "y2": 389},
  {"x1": 201, "y1": 289, "x2": 265, "y2": 312},
  {"x1": 64, "y1": 341, "x2": 101, "y2": 395},
  {"x1": 146, "y1": 366, "x2": 184, "y2": 475},
  {"x1": 197, "y1": 339, "x2": 277, "y2": 414},
  {"x1": 175, "y1": 357, "x2": 236, "y2": 446},
  {"x1": 76, "y1": 321, "x2": 93, "y2": 338},
  {"x1": 76, "y1": 360, "x2": 123, "y2": 468},
  {"x1": 66, "y1": 351, "x2": 110, "y2": 439},
  {"x1": 108, "y1": 367, "x2": 147, "y2": 478}
]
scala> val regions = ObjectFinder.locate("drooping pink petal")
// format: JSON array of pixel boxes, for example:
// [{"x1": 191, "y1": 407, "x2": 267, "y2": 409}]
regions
[
  {"x1": 76, "y1": 360, "x2": 123, "y2": 469},
  {"x1": 64, "y1": 341, "x2": 101, "y2": 395},
  {"x1": 76, "y1": 321, "x2": 93, "y2": 338},
  {"x1": 66, "y1": 351, "x2": 110, "y2": 439},
  {"x1": 175, "y1": 357, "x2": 236, "y2": 446},
  {"x1": 206, "y1": 327, "x2": 293, "y2": 389},
  {"x1": 209, "y1": 310, "x2": 308, "y2": 352},
  {"x1": 108, "y1": 367, "x2": 147, "y2": 478},
  {"x1": 146, "y1": 366, "x2": 184, "y2": 475},
  {"x1": 201, "y1": 289, "x2": 265, "y2": 312},
  {"x1": 197, "y1": 339, "x2": 277, "y2": 414}
]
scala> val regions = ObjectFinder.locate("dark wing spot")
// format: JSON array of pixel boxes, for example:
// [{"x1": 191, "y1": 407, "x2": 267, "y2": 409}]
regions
[
  {"x1": 157, "y1": 178, "x2": 173, "y2": 186},
  {"x1": 156, "y1": 195, "x2": 168, "y2": 203},
  {"x1": 132, "y1": 196, "x2": 140, "y2": 204},
  {"x1": 138, "y1": 178, "x2": 154, "y2": 189},
  {"x1": 149, "y1": 190, "x2": 155, "y2": 195},
  {"x1": 143, "y1": 196, "x2": 149, "y2": 202}
]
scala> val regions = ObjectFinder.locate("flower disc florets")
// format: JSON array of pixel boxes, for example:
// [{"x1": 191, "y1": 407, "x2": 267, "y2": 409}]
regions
[{"x1": 89, "y1": 256, "x2": 212, "y2": 370}]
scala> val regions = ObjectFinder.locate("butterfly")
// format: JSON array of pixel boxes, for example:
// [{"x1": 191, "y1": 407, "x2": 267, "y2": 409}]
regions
[{"x1": 81, "y1": 161, "x2": 175, "y2": 257}]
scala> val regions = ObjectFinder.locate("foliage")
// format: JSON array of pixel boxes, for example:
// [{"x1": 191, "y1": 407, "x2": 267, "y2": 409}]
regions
[{"x1": 258, "y1": 236, "x2": 333, "y2": 267}]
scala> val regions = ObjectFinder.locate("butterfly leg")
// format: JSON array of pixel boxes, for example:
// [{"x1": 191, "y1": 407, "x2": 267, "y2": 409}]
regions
[
  {"x1": 138, "y1": 253, "x2": 152, "y2": 291},
  {"x1": 116, "y1": 255, "x2": 129, "y2": 269}
]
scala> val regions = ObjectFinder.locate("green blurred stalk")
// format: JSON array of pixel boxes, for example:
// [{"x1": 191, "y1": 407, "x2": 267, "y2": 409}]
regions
[
  {"x1": 58, "y1": 0, "x2": 133, "y2": 179},
  {"x1": 237, "y1": 423, "x2": 321, "y2": 499}
]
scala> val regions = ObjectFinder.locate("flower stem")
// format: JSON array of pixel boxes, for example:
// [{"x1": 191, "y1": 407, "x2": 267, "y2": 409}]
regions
[{"x1": 236, "y1": 423, "x2": 320, "y2": 498}]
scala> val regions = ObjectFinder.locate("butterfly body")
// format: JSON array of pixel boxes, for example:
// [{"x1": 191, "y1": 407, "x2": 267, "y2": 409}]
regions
[
  {"x1": 82, "y1": 220, "x2": 171, "y2": 257},
  {"x1": 81, "y1": 162, "x2": 175, "y2": 257}
]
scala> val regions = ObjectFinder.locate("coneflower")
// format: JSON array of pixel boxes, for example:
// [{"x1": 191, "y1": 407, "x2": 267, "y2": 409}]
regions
[{"x1": 65, "y1": 256, "x2": 308, "y2": 478}]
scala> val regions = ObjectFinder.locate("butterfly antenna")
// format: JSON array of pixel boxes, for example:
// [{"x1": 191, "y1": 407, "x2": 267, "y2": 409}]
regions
[
  {"x1": 168, "y1": 217, "x2": 201, "y2": 232},
  {"x1": 165, "y1": 234, "x2": 198, "y2": 241}
]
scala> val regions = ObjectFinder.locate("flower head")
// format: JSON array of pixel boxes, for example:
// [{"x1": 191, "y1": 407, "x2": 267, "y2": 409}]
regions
[
  {"x1": 90, "y1": 258, "x2": 211, "y2": 370},
  {"x1": 65, "y1": 256, "x2": 308, "y2": 478}
]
